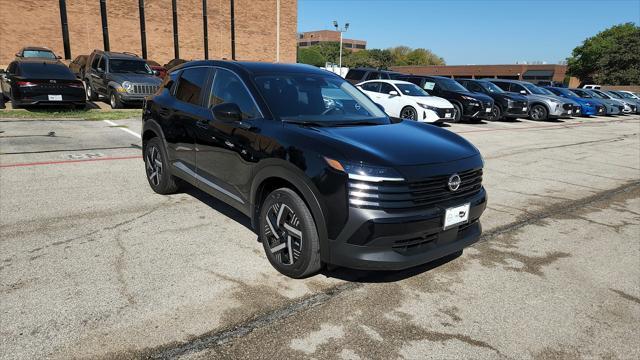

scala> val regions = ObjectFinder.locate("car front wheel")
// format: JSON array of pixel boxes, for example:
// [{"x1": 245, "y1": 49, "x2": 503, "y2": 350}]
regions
[
  {"x1": 86, "y1": 81, "x2": 98, "y2": 101},
  {"x1": 530, "y1": 104, "x2": 548, "y2": 121},
  {"x1": 489, "y1": 105, "x2": 502, "y2": 121},
  {"x1": 260, "y1": 188, "x2": 321, "y2": 278},
  {"x1": 110, "y1": 91, "x2": 124, "y2": 109},
  {"x1": 144, "y1": 137, "x2": 179, "y2": 194},
  {"x1": 400, "y1": 106, "x2": 417, "y2": 120}
]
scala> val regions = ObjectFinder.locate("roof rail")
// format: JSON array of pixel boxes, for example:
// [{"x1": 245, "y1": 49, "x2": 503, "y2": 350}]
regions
[{"x1": 121, "y1": 52, "x2": 140, "y2": 57}]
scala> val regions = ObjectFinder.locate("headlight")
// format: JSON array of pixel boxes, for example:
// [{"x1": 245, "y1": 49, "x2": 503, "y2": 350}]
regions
[
  {"x1": 585, "y1": 102, "x2": 592, "y2": 106},
  {"x1": 461, "y1": 95, "x2": 478, "y2": 101},
  {"x1": 122, "y1": 81, "x2": 134, "y2": 93},
  {"x1": 324, "y1": 157, "x2": 404, "y2": 182},
  {"x1": 417, "y1": 103, "x2": 437, "y2": 111}
]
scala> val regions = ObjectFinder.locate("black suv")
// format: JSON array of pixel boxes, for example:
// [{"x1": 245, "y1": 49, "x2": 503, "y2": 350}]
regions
[
  {"x1": 344, "y1": 67, "x2": 403, "y2": 85},
  {"x1": 84, "y1": 50, "x2": 162, "y2": 108},
  {"x1": 456, "y1": 79, "x2": 529, "y2": 121},
  {"x1": 397, "y1": 75, "x2": 494, "y2": 122},
  {"x1": 142, "y1": 61, "x2": 487, "y2": 278}
]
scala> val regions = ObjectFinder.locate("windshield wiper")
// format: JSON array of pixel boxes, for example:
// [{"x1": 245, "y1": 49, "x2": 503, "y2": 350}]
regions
[
  {"x1": 282, "y1": 119, "x2": 328, "y2": 127},
  {"x1": 332, "y1": 121, "x2": 380, "y2": 126}
]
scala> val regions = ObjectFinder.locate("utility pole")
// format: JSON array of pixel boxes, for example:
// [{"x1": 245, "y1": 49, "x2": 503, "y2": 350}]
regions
[{"x1": 332, "y1": 21, "x2": 349, "y2": 73}]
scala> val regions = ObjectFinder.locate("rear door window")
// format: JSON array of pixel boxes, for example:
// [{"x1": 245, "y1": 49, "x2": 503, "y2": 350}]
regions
[
  {"x1": 91, "y1": 55, "x2": 101, "y2": 70},
  {"x1": 345, "y1": 70, "x2": 365, "y2": 81},
  {"x1": 365, "y1": 71, "x2": 381, "y2": 81},
  {"x1": 360, "y1": 82, "x2": 381, "y2": 92},
  {"x1": 175, "y1": 67, "x2": 210, "y2": 106},
  {"x1": 379, "y1": 83, "x2": 396, "y2": 94},
  {"x1": 493, "y1": 82, "x2": 510, "y2": 91},
  {"x1": 509, "y1": 83, "x2": 526, "y2": 93}
]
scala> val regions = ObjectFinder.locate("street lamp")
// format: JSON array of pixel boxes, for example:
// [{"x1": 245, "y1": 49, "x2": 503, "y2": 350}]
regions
[{"x1": 333, "y1": 21, "x2": 349, "y2": 72}]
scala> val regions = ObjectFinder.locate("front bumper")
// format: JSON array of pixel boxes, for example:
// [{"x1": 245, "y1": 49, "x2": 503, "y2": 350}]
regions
[
  {"x1": 119, "y1": 93, "x2": 151, "y2": 103},
  {"x1": 504, "y1": 104, "x2": 529, "y2": 117},
  {"x1": 462, "y1": 102, "x2": 493, "y2": 120},
  {"x1": 328, "y1": 187, "x2": 487, "y2": 270}
]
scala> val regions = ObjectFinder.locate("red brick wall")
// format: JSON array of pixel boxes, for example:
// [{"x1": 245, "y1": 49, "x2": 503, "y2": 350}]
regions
[
  {"x1": 0, "y1": 0, "x2": 297, "y2": 66},
  {"x1": 391, "y1": 64, "x2": 568, "y2": 83}
]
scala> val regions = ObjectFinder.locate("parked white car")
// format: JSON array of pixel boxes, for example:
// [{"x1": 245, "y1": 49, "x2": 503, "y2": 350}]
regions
[{"x1": 357, "y1": 80, "x2": 454, "y2": 123}]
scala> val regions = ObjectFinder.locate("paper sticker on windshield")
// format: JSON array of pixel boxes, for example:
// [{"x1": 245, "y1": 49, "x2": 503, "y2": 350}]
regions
[{"x1": 423, "y1": 82, "x2": 435, "y2": 91}]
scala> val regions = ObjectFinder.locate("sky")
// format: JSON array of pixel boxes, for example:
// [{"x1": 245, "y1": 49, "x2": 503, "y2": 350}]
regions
[{"x1": 298, "y1": 0, "x2": 640, "y2": 65}]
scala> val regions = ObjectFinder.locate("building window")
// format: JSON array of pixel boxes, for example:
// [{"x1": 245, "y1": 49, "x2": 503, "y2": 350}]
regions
[
  {"x1": 355, "y1": 44, "x2": 366, "y2": 49},
  {"x1": 344, "y1": 43, "x2": 353, "y2": 48},
  {"x1": 299, "y1": 42, "x2": 309, "y2": 47},
  {"x1": 310, "y1": 41, "x2": 319, "y2": 45}
]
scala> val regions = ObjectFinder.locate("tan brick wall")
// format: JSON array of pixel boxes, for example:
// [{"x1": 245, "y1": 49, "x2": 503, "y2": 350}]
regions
[
  {"x1": 0, "y1": 0, "x2": 297, "y2": 67},
  {"x1": 391, "y1": 64, "x2": 568, "y2": 83}
]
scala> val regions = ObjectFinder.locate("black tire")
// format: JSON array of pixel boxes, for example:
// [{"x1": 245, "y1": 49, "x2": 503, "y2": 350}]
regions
[
  {"x1": 529, "y1": 104, "x2": 548, "y2": 121},
  {"x1": 488, "y1": 105, "x2": 502, "y2": 121},
  {"x1": 400, "y1": 106, "x2": 418, "y2": 120},
  {"x1": 451, "y1": 103, "x2": 462, "y2": 123},
  {"x1": 109, "y1": 90, "x2": 124, "y2": 109},
  {"x1": 144, "y1": 137, "x2": 179, "y2": 194},
  {"x1": 86, "y1": 80, "x2": 98, "y2": 101},
  {"x1": 259, "y1": 188, "x2": 321, "y2": 278}
]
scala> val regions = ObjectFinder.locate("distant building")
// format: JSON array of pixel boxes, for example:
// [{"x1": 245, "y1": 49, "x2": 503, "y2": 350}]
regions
[
  {"x1": 298, "y1": 30, "x2": 366, "y2": 51},
  {"x1": 391, "y1": 64, "x2": 579, "y2": 87}
]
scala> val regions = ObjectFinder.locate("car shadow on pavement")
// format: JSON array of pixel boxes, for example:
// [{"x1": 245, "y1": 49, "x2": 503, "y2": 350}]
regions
[
  {"x1": 320, "y1": 250, "x2": 463, "y2": 283},
  {"x1": 181, "y1": 184, "x2": 255, "y2": 233}
]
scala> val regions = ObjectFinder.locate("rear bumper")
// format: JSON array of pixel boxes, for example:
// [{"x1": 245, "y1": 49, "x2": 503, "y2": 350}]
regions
[{"x1": 328, "y1": 187, "x2": 487, "y2": 270}]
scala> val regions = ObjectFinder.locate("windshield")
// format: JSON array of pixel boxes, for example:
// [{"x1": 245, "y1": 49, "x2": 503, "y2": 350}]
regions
[
  {"x1": 480, "y1": 81, "x2": 504, "y2": 93},
  {"x1": 591, "y1": 90, "x2": 611, "y2": 99},
  {"x1": 254, "y1": 74, "x2": 388, "y2": 124},
  {"x1": 537, "y1": 87, "x2": 556, "y2": 96},
  {"x1": 22, "y1": 50, "x2": 56, "y2": 59},
  {"x1": 572, "y1": 89, "x2": 592, "y2": 98},
  {"x1": 587, "y1": 90, "x2": 606, "y2": 99},
  {"x1": 522, "y1": 82, "x2": 547, "y2": 95},
  {"x1": 438, "y1": 78, "x2": 468, "y2": 92},
  {"x1": 109, "y1": 59, "x2": 153, "y2": 74},
  {"x1": 607, "y1": 91, "x2": 622, "y2": 99},
  {"x1": 396, "y1": 83, "x2": 429, "y2": 97}
]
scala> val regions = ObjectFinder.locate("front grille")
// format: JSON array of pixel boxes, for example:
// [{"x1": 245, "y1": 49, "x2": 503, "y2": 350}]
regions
[
  {"x1": 132, "y1": 84, "x2": 159, "y2": 95},
  {"x1": 434, "y1": 107, "x2": 453, "y2": 118},
  {"x1": 348, "y1": 168, "x2": 483, "y2": 211},
  {"x1": 618, "y1": 105, "x2": 624, "y2": 111},
  {"x1": 562, "y1": 103, "x2": 573, "y2": 110},
  {"x1": 511, "y1": 101, "x2": 527, "y2": 108}
]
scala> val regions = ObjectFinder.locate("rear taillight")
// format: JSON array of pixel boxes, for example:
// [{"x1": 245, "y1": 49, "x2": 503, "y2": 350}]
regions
[
  {"x1": 68, "y1": 82, "x2": 84, "y2": 89},
  {"x1": 16, "y1": 81, "x2": 37, "y2": 87}
]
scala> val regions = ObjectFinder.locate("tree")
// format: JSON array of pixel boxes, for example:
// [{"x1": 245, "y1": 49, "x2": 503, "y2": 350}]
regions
[
  {"x1": 367, "y1": 49, "x2": 393, "y2": 69},
  {"x1": 297, "y1": 47, "x2": 326, "y2": 67},
  {"x1": 404, "y1": 48, "x2": 445, "y2": 66},
  {"x1": 567, "y1": 23, "x2": 640, "y2": 85},
  {"x1": 389, "y1": 46, "x2": 412, "y2": 65}
]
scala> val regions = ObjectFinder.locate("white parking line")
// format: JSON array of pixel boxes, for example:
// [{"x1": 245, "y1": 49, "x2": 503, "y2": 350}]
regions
[{"x1": 103, "y1": 120, "x2": 141, "y2": 139}]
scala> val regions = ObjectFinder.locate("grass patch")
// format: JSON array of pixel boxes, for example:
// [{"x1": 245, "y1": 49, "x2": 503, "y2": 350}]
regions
[{"x1": 0, "y1": 109, "x2": 141, "y2": 120}]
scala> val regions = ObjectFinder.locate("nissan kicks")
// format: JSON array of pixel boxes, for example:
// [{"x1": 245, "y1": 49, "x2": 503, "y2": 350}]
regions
[{"x1": 142, "y1": 61, "x2": 487, "y2": 278}]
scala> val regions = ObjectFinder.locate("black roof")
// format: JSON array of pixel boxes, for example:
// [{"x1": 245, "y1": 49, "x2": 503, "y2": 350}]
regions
[
  {"x1": 15, "y1": 59, "x2": 62, "y2": 65},
  {"x1": 175, "y1": 60, "x2": 338, "y2": 77},
  {"x1": 93, "y1": 50, "x2": 142, "y2": 60},
  {"x1": 350, "y1": 67, "x2": 401, "y2": 73}
]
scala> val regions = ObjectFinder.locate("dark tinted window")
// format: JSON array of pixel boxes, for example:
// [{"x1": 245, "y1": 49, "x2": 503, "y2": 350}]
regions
[
  {"x1": 509, "y1": 83, "x2": 526, "y2": 93},
  {"x1": 360, "y1": 82, "x2": 380, "y2": 92},
  {"x1": 210, "y1": 68, "x2": 259, "y2": 120},
  {"x1": 467, "y1": 82, "x2": 484, "y2": 93},
  {"x1": 91, "y1": 55, "x2": 101, "y2": 70},
  {"x1": 176, "y1": 67, "x2": 209, "y2": 106},
  {"x1": 365, "y1": 71, "x2": 382, "y2": 81},
  {"x1": 492, "y1": 81, "x2": 510, "y2": 91},
  {"x1": 109, "y1": 59, "x2": 152, "y2": 74},
  {"x1": 18, "y1": 63, "x2": 75, "y2": 79},
  {"x1": 345, "y1": 69, "x2": 365, "y2": 81},
  {"x1": 379, "y1": 83, "x2": 395, "y2": 94}
]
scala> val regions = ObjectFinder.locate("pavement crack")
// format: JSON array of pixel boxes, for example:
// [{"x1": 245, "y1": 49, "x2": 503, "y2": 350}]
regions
[{"x1": 610, "y1": 289, "x2": 640, "y2": 305}]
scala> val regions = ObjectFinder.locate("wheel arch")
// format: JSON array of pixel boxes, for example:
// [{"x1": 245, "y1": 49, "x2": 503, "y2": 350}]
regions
[
  {"x1": 141, "y1": 119, "x2": 168, "y2": 154},
  {"x1": 251, "y1": 166, "x2": 330, "y2": 261}
]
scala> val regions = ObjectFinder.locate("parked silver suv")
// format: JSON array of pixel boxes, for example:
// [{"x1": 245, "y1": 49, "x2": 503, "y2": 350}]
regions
[{"x1": 487, "y1": 79, "x2": 575, "y2": 120}]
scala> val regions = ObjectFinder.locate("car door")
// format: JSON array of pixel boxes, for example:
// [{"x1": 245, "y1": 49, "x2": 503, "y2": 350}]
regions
[
  {"x1": 168, "y1": 66, "x2": 212, "y2": 177},
  {"x1": 194, "y1": 67, "x2": 264, "y2": 205},
  {"x1": 359, "y1": 81, "x2": 381, "y2": 100},
  {"x1": 508, "y1": 83, "x2": 528, "y2": 96},
  {"x1": 377, "y1": 82, "x2": 402, "y2": 116}
]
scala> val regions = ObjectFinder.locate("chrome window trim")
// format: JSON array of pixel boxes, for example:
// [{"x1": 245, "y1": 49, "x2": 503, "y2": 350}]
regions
[{"x1": 207, "y1": 66, "x2": 265, "y2": 118}]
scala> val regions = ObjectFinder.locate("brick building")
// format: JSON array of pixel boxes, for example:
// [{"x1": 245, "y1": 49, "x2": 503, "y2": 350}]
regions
[
  {"x1": 297, "y1": 30, "x2": 366, "y2": 51},
  {"x1": 391, "y1": 64, "x2": 579, "y2": 87},
  {"x1": 0, "y1": 0, "x2": 297, "y2": 67}
]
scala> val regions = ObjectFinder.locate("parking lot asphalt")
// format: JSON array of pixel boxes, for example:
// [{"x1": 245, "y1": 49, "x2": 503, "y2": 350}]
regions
[{"x1": 1, "y1": 115, "x2": 639, "y2": 359}]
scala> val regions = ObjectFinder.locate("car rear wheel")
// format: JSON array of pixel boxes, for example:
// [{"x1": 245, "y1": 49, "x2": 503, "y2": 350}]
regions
[
  {"x1": 86, "y1": 81, "x2": 98, "y2": 101},
  {"x1": 488, "y1": 105, "x2": 502, "y2": 121},
  {"x1": 530, "y1": 104, "x2": 548, "y2": 121},
  {"x1": 144, "y1": 137, "x2": 179, "y2": 194},
  {"x1": 451, "y1": 103, "x2": 462, "y2": 122},
  {"x1": 400, "y1": 106, "x2": 417, "y2": 120},
  {"x1": 110, "y1": 91, "x2": 124, "y2": 109},
  {"x1": 260, "y1": 188, "x2": 321, "y2": 278}
]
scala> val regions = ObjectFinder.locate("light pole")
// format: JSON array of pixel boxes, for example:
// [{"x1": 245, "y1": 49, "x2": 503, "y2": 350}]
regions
[{"x1": 333, "y1": 21, "x2": 349, "y2": 73}]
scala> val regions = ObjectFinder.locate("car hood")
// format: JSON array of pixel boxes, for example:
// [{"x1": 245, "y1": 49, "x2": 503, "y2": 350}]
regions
[
  {"x1": 525, "y1": 93, "x2": 565, "y2": 103},
  {"x1": 456, "y1": 91, "x2": 494, "y2": 103},
  {"x1": 406, "y1": 96, "x2": 453, "y2": 108},
  {"x1": 290, "y1": 120, "x2": 480, "y2": 166},
  {"x1": 109, "y1": 73, "x2": 162, "y2": 85}
]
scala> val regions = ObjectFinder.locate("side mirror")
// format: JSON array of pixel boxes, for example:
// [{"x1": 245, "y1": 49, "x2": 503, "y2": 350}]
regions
[
  {"x1": 520, "y1": 90, "x2": 527, "y2": 95},
  {"x1": 15, "y1": 52, "x2": 21, "y2": 57},
  {"x1": 212, "y1": 103, "x2": 242, "y2": 122},
  {"x1": 153, "y1": 70, "x2": 159, "y2": 76},
  {"x1": 389, "y1": 90, "x2": 399, "y2": 96}
]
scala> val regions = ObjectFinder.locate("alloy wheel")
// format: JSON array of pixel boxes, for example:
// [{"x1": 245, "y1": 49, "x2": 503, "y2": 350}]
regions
[
  {"x1": 87, "y1": 86, "x2": 92, "y2": 99},
  {"x1": 531, "y1": 106, "x2": 544, "y2": 120},
  {"x1": 145, "y1": 145, "x2": 163, "y2": 187},
  {"x1": 401, "y1": 107, "x2": 417, "y2": 120},
  {"x1": 110, "y1": 94, "x2": 116, "y2": 108},
  {"x1": 263, "y1": 203, "x2": 303, "y2": 265}
]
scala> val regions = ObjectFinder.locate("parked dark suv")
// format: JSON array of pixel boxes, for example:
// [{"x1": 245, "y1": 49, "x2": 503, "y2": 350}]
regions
[
  {"x1": 397, "y1": 75, "x2": 494, "y2": 122},
  {"x1": 456, "y1": 79, "x2": 529, "y2": 121},
  {"x1": 142, "y1": 61, "x2": 487, "y2": 278},
  {"x1": 84, "y1": 50, "x2": 162, "y2": 108},
  {"x1": 344, "y1": 67, "x2": 403, "y2": 85}
]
